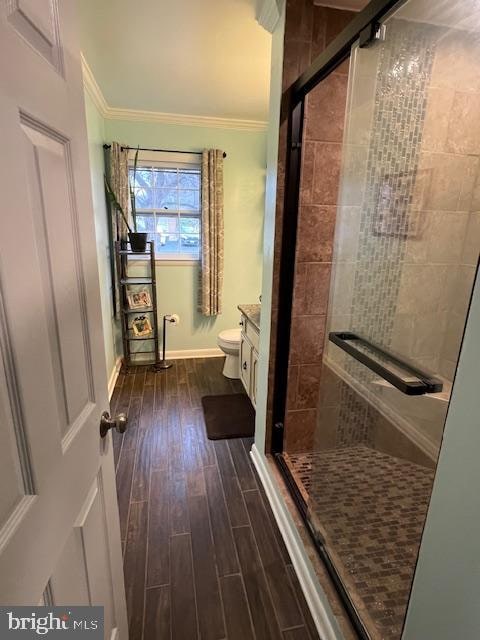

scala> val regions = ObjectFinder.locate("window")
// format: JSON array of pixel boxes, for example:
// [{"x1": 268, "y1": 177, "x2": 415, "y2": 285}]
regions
[{"x1": 129, "y1": 160, "x2": 201, "y2": 261}]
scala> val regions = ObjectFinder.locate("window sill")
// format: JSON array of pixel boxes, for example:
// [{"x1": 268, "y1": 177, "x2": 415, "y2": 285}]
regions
[
  {"x1": 126, "y1": 256, "x2": 200, "y2": 266},
  {"x1": 155, "y1": 259, "x2": 200, "y2": 267}
]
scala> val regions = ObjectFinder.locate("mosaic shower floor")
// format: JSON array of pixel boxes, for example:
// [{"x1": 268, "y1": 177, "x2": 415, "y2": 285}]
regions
[{"x1": 284, "y1": 446, "x2": 435, "y2": 640}]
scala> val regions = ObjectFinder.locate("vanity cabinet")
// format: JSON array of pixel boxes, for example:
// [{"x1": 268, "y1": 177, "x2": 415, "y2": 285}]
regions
[{"x1": 239, "y1": 314, "x2": 259, "y2": 408}]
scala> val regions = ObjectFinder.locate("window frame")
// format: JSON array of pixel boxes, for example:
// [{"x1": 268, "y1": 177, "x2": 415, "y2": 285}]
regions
[{"x1": 128, "y1": 150, "x2": 202, "y2": 264}]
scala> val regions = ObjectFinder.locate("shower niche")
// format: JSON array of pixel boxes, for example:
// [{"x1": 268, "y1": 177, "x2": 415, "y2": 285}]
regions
[{"x1": 273, "y1": 1, "x2": 480, "y2": 639}]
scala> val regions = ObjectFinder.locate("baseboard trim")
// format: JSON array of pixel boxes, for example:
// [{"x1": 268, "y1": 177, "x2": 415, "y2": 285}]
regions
[
  {"x1": 108, "y1": 357, "x2": 122, "y2": 401},
  {"x1": 126, "y1": 347, "x2": 223, "y2": 365},
  {"x1": 250, "y1": 444, "x2": 343, "y2": 640},
  {"x1": 164, "y1": 347, "x2": 223, "y2": 359}
]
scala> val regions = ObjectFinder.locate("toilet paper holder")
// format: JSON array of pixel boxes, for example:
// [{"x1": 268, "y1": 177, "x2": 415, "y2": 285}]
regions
[{"x1": 158, "y1": 314, "x2": 179, "y2": 370}]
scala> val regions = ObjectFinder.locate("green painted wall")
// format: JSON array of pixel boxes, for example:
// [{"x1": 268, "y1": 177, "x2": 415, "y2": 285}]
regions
[
  {"x1": 84, "y1": 92, "x2": 122, "y2": 380},
  {"x1": 84, "y1": 102, "x2": 266, "y2": 364},
  {"x1": 104, "y1": 118, "x2": 266, "y2": 352}
]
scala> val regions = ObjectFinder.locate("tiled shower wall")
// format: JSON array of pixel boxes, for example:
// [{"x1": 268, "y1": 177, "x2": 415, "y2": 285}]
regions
[
  {"x1": 274, "y1": 7, "x2": 480, "y2": 454},
  {"x1": 322, "y1": 20, "x2": 442, "y2": 455},
  {"x1": 266, "y1": 0, "x2": 354, "y2": 453},
  {"x1": 402, "y1": 27, "x2": 480, "y2": 381},
  {"x1": 321, "y1": 16, "x2": 480, "y2": 456},
  {"x1": 269, "y1": 3, "x2": 480, "y2": 454}
]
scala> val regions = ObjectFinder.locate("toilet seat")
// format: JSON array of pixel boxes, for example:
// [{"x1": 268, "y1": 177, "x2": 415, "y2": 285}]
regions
[{"x1": 218, "y1": 328, "x2": 241, "y2": 345}]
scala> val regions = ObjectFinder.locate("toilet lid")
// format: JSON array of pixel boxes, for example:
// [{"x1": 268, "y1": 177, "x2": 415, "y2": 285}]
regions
[{"x1": 218, "y1": 328, "x2": 241, "y2": 344}]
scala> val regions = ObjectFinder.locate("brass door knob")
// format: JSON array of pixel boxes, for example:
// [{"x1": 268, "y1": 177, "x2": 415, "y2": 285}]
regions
[{"x1": 100, "y1": 411, "x2": 128, "y2": 438}]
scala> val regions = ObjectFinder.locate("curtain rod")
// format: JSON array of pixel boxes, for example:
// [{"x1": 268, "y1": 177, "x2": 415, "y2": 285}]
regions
[{"x1": 103, "y1": 144, "x2": 226, "y2": 158}]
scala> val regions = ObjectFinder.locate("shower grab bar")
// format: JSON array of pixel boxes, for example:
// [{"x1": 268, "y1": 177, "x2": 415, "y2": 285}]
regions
[{"x1": 329, "y1": 332, "x2": 443, "y2": 396}]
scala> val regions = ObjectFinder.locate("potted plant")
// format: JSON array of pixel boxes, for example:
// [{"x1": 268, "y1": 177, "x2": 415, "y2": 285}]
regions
[
  {"x1": 104, "y1": 147, "x2": 148, "y2": 253},
  {"x1": 128, "y1": 147, "x2": 148, "y2": 252}
]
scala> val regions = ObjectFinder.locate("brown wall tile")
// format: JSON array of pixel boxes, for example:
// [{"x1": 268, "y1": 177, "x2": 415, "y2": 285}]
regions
[
  {"x1": 325, "y1": 8, "x2": 356, "y2": 47},
  {"x1": 286, "y1": 364, "x2": 299, "y2": 410},
  {"x1": 293, "y1": 262, "x2": 331, "y2": 316},
  {"x1": 299, "y1": 141, "x2": 315, "y2": 204},
  {"x1": 285, "y1": 0, "x2": 314, "y2": 43},
  {"x1": 305, "y1": 73, "x2": 349, "y2": 143},
  {"x1": 312, "y1": 142, "x2": 343, "y2": 204},
  {"x1": 283, "y1": 39, "x2": 312, "y2": 89},
  {"x1": 311, "y1": 6, "x2": 327, "y2": 59},
  {"x1": 289, "y1": 315, "x2": 325, "y2": 365},
  {"x1": 284, "y1": 409, "x2": 317, "y2": 451},
  {"x1": 266, "y1": 1, "x2": 355, "y2": 453},
  {"x1": 297, "y1": 205, "x2": 336, "y2": 262},
  {"x1": 295, "y1": 365, "x2": 322, "y2": 409}
]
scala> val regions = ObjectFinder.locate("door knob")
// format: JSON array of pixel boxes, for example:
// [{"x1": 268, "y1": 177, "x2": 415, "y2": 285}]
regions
[{"x1": 100, "y1": 411, "x2": 128, "y2": 438}]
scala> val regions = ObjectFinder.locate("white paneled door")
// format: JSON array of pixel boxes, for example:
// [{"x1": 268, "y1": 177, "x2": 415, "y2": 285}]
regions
[{"x1": 0, "y1": 1, "x2": 128, "y2": 637}]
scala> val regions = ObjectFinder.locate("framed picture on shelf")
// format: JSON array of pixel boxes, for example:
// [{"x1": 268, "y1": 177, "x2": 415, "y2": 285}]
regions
[
  {"x1": 127, "y1": 289, "x2": 152, "y2": 309},
  {"x1": 131, "y1": 315, "x2": 153, "y2": 337}
]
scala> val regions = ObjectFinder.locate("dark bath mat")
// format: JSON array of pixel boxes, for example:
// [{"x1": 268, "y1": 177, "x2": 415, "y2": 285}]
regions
[{"x1": 201, "y1": 393, "x2": 255, "y2": 440}]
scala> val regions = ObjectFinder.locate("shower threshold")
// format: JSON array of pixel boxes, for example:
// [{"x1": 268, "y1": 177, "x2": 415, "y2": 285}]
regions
[{"x1": 281, "y1": 446, "x2": 434, "y2": 640}]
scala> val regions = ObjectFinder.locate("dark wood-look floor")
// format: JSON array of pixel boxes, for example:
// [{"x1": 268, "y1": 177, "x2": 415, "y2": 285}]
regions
[{"x1": 110, "y1": 357, "x2": 320, "y2": 640}]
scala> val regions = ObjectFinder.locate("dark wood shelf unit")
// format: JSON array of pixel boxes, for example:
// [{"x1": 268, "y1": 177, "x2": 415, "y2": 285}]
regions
[
  {"x1": 117, "y1": 249, "x2": 151, "y2": 255},
  {"x1": 115, "y1": 240, "x2": 161, "y2": 371},
  {"x1": 120, "y1": 277, "x2": 153, "y2": 285},
  {"x1": 123, "y1": 307, "x2": 154, "y2": 315}
]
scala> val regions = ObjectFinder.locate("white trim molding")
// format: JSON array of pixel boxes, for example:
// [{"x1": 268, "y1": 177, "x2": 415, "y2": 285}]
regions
[
  {"x1": 108, "y1": 357, "x2": 122, "y2": 401},
  {"x1": 250, "y1": 444, "x2": 344, "y2": 640},
  {"x1": 255, "y1": 0, "x2": 280, "y2": 33},
  {"x1": 106, "y1": 107, "x2": 267, "y2": 132},
  {"x1": 164, "y1": 347, "x2": 223, "y2": 359},
  {"x1": 129, "y1": 347, "x2": 223, "y2": 363},
  {"x1": 80, "y1": 53, "x2": 109, "y2": 117},
  {"x1": 80, "y1": 54, "x2": 267, "y2": 132}
]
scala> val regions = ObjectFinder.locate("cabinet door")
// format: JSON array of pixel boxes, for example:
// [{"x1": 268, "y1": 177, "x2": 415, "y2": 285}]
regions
[
  {"x1": 240, "y1": 336, "x2": 252, "y2": 395},
  {"x1": 251, "y1": 350, "x2": 259, "y2": 409}
]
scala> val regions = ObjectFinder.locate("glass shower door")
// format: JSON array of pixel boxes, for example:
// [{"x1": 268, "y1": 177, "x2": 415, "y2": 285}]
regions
[{"x1": 305, "y1": 2, "x2": 480, "y2": 638}]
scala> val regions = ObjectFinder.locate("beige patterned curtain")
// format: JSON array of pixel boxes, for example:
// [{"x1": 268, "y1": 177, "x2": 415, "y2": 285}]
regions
[
  {"x1": 108, "y1": 142, "x2": 130, "y2": 241},
  {"x1": 106, "y1": 142, "x2": 129, "y2": 315},
  {"x1": 198, "y1": 149, "x2": 224, "y2": 316}
]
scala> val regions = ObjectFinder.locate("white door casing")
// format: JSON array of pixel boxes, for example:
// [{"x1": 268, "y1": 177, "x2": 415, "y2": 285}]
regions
[{"x1": 0, "y1": 1, "x2": 128, "y2": 637}]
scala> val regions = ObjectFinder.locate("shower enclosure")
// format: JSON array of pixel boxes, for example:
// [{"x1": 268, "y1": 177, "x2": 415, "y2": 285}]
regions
[{"x1": 272, "y1": 1, "x2": 480, "y2": 638}]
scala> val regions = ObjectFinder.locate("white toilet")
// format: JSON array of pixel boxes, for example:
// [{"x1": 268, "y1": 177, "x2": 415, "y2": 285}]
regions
[{"x1": 217, "y1": 328, "x2": 241, "y2": 378}]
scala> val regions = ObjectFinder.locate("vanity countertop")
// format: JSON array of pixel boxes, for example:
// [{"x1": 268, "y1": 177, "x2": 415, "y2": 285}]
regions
[{"x1": 238, "y1": 304, "x2": 261, "y2": 332}]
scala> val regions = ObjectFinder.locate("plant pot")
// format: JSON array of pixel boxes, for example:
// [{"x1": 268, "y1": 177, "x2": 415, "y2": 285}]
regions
[{"x1": 129, "y1": 232, "x2": 148, "y2": 253}]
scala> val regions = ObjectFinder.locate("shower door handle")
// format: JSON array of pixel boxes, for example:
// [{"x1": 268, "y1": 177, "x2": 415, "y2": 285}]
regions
[{"x1": 329, "y1": 332, "x2": 443, "y2": 396}]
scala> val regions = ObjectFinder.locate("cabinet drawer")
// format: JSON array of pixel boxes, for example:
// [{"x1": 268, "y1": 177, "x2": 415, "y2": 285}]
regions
[{"x1": 245, "y1": 321, "x2": 260, "y2": 352}]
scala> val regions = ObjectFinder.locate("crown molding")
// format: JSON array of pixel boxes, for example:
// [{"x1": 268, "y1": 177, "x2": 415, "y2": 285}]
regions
[
  {"x1": 80, "y1": 53, "x2": 267, "y2": 132},
  {"x1": 81, "y1": 52, "x2": 109, "y2": 117},
  {"x1": 105, "y1": 106, "x2": 267, "y2": 131},
  {"x1": 255, "y1": 0, "x2": 280, "y2": 33}
]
